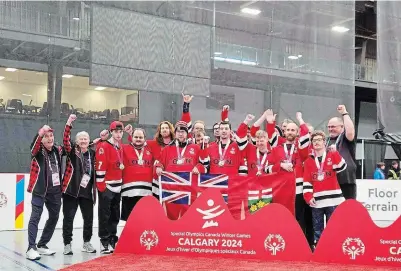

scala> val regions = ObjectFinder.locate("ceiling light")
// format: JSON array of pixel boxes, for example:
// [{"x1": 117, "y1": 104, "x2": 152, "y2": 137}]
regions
[
  {"x1": 298, "y1": 55, "x2": 303, "y2": 58},
  {"x1": 241, "y1": 8, "x2": 261, "y2": 15},
  {"x1": 288, "y1": 55, "x2": 299, "y2": 60},
  {"x1": 62, "y1": 74, "x2": 74, "y2": 78},
  {"x1": 95, "y1": 87, "x2": 107, "y2": 90},
  {"x1": 22, "y1": 94, "x2": 32, "y2": 97},
  {"x1": 73, "y1": 17, "x2": 80, "y2": 21},
  {"x1": 214, "y1": 52, "x2": 222, "y2": 55},
  {"x1": 332, "y1": 26, "x2": 349, "y2": 33},
  {"x1": 5, "y1": 68, "x2": 17, "y2": 72},
  {"x1": 214, "y1": 56, "x2": 257, "y2": 66},
  {"x1": 0, "y1": 76, "x2": 4, "y2": 80}
]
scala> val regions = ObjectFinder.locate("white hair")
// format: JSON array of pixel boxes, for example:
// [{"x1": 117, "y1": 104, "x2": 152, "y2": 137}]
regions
[{"x1": 75, "y1": 131, "x2": 90, "y2": 143}]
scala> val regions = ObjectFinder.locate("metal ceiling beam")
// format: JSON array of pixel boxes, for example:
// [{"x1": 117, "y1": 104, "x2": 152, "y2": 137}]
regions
[{"x1": 11, "y1": 41, "x2": 26, "y2": 53}]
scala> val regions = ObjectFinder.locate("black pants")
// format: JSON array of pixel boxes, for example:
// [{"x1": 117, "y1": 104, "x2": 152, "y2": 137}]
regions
[
  {"x1": 340, "y1": 183, "x2": 357, "y2": 200},
  {"x1": 28, "y1": 193, "x2": 61, "y2": 250},
  {"x1": 62, "y1": 194, "x2": 94, "y2": 245},
  {"x1": 295, "y1": 194, "x2": 306, "y2": 230},
  {"x1": 98, "y1": 189, "x2": 121, "y2": 246},
  {"x1": 121, "y1": 196, "x2": 142, "y2": 221},
  {"x1": 304, "y1": 203, "x2": 315, "y2": 247}
]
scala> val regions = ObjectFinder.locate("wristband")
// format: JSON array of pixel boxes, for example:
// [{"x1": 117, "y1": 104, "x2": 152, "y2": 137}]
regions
[{"x1": 342, "y1": 113, "x2": 349, "y2": 116}]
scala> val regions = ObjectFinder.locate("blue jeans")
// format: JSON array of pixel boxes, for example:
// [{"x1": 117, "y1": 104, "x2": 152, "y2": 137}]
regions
[
  {"x1": 28, "y1": 193, "x2": 61, "y2": 250},
  {"x1": 311, "y1": 206, "x2": 336, "y2": 245}
]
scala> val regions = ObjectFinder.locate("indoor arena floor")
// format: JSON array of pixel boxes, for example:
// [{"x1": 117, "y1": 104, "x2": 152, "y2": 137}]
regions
[{"x1": 0, "y1": 227, "x2": 123, "y2": 271}]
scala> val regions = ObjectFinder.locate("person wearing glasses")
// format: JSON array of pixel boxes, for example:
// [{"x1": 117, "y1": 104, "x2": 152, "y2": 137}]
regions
[{"x1": 326, "y1": 105, "x2": 356, "y2": 199}]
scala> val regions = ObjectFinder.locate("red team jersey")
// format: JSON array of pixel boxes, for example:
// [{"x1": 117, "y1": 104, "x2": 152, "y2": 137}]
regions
[
  {"x1": 244, "y1": 144, "x2": 271, "y2": 176},
  {"x1": 207, "y1": 140, "x2": 247, "y2": 175},
  {"x1": 95, "y1": 140, "x2": 124, "y2": 193},
  {"x1": 156, "y1": 141, "x2": 208, "y2": 173},
  {"x1": 121, "y1": 144, "x2": 154, "y2": 197},
  {"x1": 303, "y1": 150, "x2": 347, "y2": 208}
]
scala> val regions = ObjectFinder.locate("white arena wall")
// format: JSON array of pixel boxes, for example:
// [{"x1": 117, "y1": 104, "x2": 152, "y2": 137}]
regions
[{"x1": 0, "y1": 174, "x2": 400, "y2": 231}]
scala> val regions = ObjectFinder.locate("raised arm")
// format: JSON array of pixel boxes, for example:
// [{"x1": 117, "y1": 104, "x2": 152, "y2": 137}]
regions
[
  {"x1": 30, "y1": 125, "x2": 51, "y2": 157},
  {"x1": 236, "y1": 114, "x2": 255, "y2": 151},
  {"x1": 249, "y1": 112, "x2": 266, "y2": 145},
  {"x1": 337, "y1": 105, "x2": 355, "y2": 141},
  {"x1": 63, "y1": 114, "x2": 77, "y2": 154},
  {"x1": 181, "y1": 94, "x2": 193, "y2": 133}
]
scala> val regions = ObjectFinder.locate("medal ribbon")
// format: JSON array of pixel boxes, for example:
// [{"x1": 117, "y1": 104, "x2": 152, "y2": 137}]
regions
[
  {"x1": 314, "y1": 151, "x2": 327, "y2": 176},
  {"x1": 175, "y1": 140, "x2": 188, "y2": 161},
  {"x1": 326, "y1": 135, "x2": 341, "y2": 149},
  {"x1": 134, "y1": 146, "x2": 144, "y2": 162},
  {"x1": 48, "y1": 152, "x2": 59, "y2": 173},
  {"x1": 283, "y1": 143, "x2": 295, "y2": 162},
  {"x1": 219, "y1": 141, "x2": 230, "y2": 162},
  {"x1": 256, "y1": 149, "x2": 267, "y2": 170},
  {"x1": 114, "y1": 144, "x2": 123, "y2": 166}
]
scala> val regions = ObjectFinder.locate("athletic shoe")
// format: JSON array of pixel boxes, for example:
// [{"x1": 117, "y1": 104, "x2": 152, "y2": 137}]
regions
[
  {"x1": 26, "y1": 248, "x2": 41, "y2": 260},
  {"x1": 100, "y1": 242, "x2": 110, "y2": 254},
  {"x1": 63, "y1": 244, "x2": 73, "y2": 255},
  {"x1": 37, "y1": 245, "x2": 56, "y2": 256},
  {"x1": 82, "y1": 242, "x2": 96, "y2": 253}
]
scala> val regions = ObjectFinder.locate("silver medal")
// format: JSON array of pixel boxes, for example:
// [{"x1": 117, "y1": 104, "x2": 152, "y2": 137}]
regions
[
  {"x1": 177, "y1": 159, "x2": 183, "y2": 165},
  {"x1": 317, "y1": 173, "x2": 324, "y2": 181},
  {"x1": 138, "y1": 160, "x2": 144, "y2": 165},
  {"x1": 119, "y1": 164, "x2": 125, "y2": 170},
  {"x1": 218, "y1": 160, "x2": 225, "y2": 167}
]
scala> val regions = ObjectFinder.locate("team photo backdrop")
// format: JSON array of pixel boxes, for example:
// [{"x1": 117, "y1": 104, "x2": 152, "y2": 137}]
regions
[{"x1": 0, "y1": 173, "x2": 400, "y2": 231}]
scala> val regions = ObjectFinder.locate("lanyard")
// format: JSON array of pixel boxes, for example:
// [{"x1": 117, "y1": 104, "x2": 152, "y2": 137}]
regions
[
  {"x1": 314, "y1": 151, "x2": 327, "y2": 174},
  {"x1": 48, "y1": 152, "x2": 59, "y2": 173},
  {"x1": 219, "y1": 141, "x2": 230, "y2": 161},
  {"x1": 326, "y1": 135, "x2": 341, "y2": 149},
  {"x1": 175, "y1": 141, "x2": 188, "y2": 161},
  {"x1": 283, "y1": 143, "x2": 295, "y2": 162},
  {"x1": 80, "y1": 150, "x2": 91, "y2": 176},
  {"x1": 256, "y1": 149, "x2": 267, "y2": 169}
]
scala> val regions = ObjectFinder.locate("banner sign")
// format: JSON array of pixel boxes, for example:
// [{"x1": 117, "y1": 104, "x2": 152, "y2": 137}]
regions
[
  {"x1": 356, "y1": 179, "x2": 401, "y2": 222},
  {"x1": 158, "y1": 172, "x2": 295, "y2": 220},
  {"x1": 116, "y1": 189, "x2": 311, "y2": 261},
  {"x1": 116, "y1": 189, "x2": 401, "y2": 267}
]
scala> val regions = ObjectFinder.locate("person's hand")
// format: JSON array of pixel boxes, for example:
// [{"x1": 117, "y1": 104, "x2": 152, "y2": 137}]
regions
[
  {"x1": 222, "y1": 105, "x2": 230, "y2": 111},
  {"x1": 337, "y1": 105, "x2": 348, "y2": 115},
  {"x1": 124, "y1": 124, "x2": 133, "y2": 135},
  {"x1": 67, "y1": 114, "x2": 77, "y2": 126},
  {"x1": 100, "y1": 130, "x2": 109, "y2": 141},
  {"x1": 182, "y1": 93, "x2": 194, "y2": 103},
  {"x1": 244, "y1": 114, "x2": 255, "y2": 125},
  {"x1": 156, "y1": 167, "x2": 163, "y2": 176},
  {"x1": 296, "y1": 112, "x2": 305, "y2": 125},
  {"x1": 92, "y1": 138, "x2": 101, "y2": 144},
  {"x1": 265, "y1": 109, "x2": 277, "y2": 124},
  {"x1": 192, "y1": 167, "x2": 200, "y2": 175},
  {"x1": 309, "y1": 198, "x2": 317, "y2": 207}
]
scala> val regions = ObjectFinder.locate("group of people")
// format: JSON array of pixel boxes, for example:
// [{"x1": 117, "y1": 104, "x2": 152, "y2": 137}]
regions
[
  {"x1": 25, "y1": 94, "x2": 356, "y2": 260},
  {"x1": 374, "y1": 160, "x2": 401, "y2": 180}
]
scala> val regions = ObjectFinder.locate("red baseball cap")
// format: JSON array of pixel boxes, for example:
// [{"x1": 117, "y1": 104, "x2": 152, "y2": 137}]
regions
[{"x1": 109, "y1": 121, "x2": 124, "y2": 131}]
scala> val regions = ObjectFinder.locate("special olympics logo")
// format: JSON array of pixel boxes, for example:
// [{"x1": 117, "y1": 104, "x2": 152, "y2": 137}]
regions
[
  {"x1": 140, "y1": 230, "x2": 159, "y2": 250},
  {"x1": 0, "y1": 192, "x2": 7, "y2": 208},
  {"x1": 342, "y1": 237, "x2": 365, "y2": 260},
  {"x1": 264, "y1": 234, "x2": 286, "y2": 255}
]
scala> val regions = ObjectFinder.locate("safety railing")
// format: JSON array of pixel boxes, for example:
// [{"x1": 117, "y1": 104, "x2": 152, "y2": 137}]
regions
[{"x1": 0, "y1": 2, "x2": 90, "y2": 41}]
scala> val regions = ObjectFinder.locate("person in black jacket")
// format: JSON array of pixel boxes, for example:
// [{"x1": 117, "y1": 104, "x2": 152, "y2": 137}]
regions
[
  {"x1": 61, "y1": 114, "x2": 99, "y2": 255},
  {"x1": 26, "y1": 125, "x2": 63, "y2": 260}
]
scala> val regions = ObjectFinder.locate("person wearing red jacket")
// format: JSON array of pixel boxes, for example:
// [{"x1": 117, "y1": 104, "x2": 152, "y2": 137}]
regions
[
  {"x1": 154, "y1": 121, "x2": 209, "y2": 219},
  {"x1": 121, "y1": 128, "x2": 154, "y2": 221},
  {"x1": 303, "y1": 130, "x2": 347, "y2": 250},
  {"x1": 95, "y1": 121, "x2": 124, "y2": 254},
  {"x1": 204, "y1": 117, "x2": 248, "y2": 176}
]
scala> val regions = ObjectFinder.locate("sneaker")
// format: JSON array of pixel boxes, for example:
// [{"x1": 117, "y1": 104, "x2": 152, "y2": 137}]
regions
[
  {"x1": 100, "y1": 242, "x2": 110, "y2": 254},
  {"x1": 63, "y1": 244, "x2": 73, "y2": 255},
  {"x1": 108, "y1": 244, "x2": 114, "y2": 253},
  {"x1": 82, "y1": 242, "x2": 96, "y2": 253},
  {"x1": 26, "y1": 248, "x2": 41, "y2": 260},
  {"x1": 37, "y1": 245, "x2": 56, "y2": 256}
]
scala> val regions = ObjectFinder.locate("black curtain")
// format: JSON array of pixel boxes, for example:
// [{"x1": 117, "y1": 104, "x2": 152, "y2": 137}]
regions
[
  {"x1": 391, "y1": 144, "x2": 401, "y2": 160},
  {"x1": 364, "y1": 142, "x2": 386, "y2": 179}
]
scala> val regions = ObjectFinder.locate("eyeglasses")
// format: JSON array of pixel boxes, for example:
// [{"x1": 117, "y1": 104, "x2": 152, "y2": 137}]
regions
[{"x1": 327, "y1": 125, "x2": 342, "y2": 129}]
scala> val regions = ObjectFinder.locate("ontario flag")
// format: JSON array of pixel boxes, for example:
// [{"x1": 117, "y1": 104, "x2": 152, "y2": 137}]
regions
[
  {"x1": 247, "y1": 172, "x2": 296, "y2": 217},
  {"x1": 158, "y1": 172, "x2": 228, "y2": 220},
  {"x1": 248, "y1": 188, "x2": 273, "y2": 214}
]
